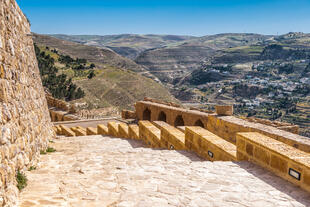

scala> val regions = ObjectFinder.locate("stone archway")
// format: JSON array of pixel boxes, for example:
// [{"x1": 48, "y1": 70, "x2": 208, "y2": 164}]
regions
[
  {"x1": 174, "y1": 115, "x2": 184, "y2": 127},
  {"x1": 194, "y1": 119, "x2": 204, "y2": 128},
  {"x1": 158, "y1": 111, "x2": 167, "y2": 122},
  {"x1": 143, "y1": 108, "x2": 151, "y2": 121}
]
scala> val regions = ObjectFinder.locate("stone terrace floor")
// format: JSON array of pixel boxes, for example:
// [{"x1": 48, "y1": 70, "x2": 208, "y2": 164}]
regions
[{"x1": 20, "y1": 135, "x2": 310, "y2": 207}]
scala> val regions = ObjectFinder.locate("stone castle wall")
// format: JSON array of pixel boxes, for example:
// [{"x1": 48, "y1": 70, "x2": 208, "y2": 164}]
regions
[
  {"x1": 0, "y1": 0, "x2": 55, "y2": 206},
  {"x1": 135, "y1": 101, "x2": 310, "y2": 153}
]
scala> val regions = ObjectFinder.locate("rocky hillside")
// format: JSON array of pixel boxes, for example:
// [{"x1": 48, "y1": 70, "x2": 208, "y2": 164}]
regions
[
  {"x1": 51, "y1": 34, "x2": 196, "y2": 59},
  {"x1": 33, "y1": 34, "x2": 147, "y2": 73},
  {"x1": 33, "y1": 35, "x2": 177, "y2": 111}
]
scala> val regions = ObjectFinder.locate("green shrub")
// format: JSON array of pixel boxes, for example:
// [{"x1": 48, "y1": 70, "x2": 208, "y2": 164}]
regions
[
  {"x1": 46, "y1": 147, "x2": 56, "y2": 153},
  {"x1": 28, "y1": 166, "x2": 36, "y2": 171},
  {"x1": 16, "y1": 171, "x2": 27, "y2": 191}
]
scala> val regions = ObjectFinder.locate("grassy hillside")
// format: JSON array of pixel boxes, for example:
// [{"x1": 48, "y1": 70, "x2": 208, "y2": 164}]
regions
[
  {"x1": 74, "y1": 68, "x2": 177, "y2": 110},
  {"x1": 33, "y1": 35, "x2": 177, "y2": 111}
]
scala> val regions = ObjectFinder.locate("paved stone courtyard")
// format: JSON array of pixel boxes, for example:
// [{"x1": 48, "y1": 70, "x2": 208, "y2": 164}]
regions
[{"x1": 20, "y1": 135, "x2": 310, "y2": 207}]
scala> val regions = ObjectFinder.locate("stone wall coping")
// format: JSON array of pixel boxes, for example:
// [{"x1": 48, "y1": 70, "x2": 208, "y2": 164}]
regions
[
  {"x1": 217, "y1": 115, "x2": 310, "y2": 146},
  {"x1": 52, "y1": 117, "x2": 121, "y2": 125},
  {"x1": 137, "y1": 101, "x2": 214, "y2": 117}
]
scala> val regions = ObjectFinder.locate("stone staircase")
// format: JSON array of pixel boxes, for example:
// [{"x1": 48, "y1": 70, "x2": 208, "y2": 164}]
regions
[{"x1": 53, "y1": 120, "x2": 310, "y2": 194}]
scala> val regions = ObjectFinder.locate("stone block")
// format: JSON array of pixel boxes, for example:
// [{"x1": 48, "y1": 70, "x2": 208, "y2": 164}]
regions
[
  {"x1": 63, "y1": 114, "x2": 79, "y2": 121},
  {"x1": 156, "y1": 122, "x2": 186, "y2": 150},
  {"x1": 270, "y1": 154, "x2": 288, "y2": 174},
  {"x1": 185, "y1": 126, "x2": 238, "y2": 161},
  {"x1": 60, "y1": 125, "x2": 75, "y2": 137},
  {"x1": 97, "y1": 124, "x2": 108, "y2": 135},
  {"x1": 215, "y1": 105, "x2": 233, "y2": 116},
  {"x1": 121, "y1": 110, "x2": 137, "y2": 119},
  {"x1": 177, "y1": 126, "x2": 186, "y2": 133},
  {"x1": 55, "y1": 125, "x2": 63, "y2": 135},
  {"x1": 118, "y1": 123, "x2": 129, "y2": 138},
  {"x1": 108, "y1": 122, "x2": 119, "y2": 137},
  {"x1": 139, "y1": 121, "x2": 161, "y2": 148},
  {"x1": 71, "y1": 127, "x2": 86, "y2": 136},
  {"x1": 86, "y1": 127, "x2": 97, "y2": 135},
  {"x1": 237, "y1": 132, "x2": 310, "y2": 193},
  {"x1": 128, "y1": 124, "x2": 139, "y2": 140}
]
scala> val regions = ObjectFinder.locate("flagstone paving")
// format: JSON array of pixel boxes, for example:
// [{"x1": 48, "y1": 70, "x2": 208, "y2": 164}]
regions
[{"x1": 19, "y1": 135, "x2": 310, "y2": 207}]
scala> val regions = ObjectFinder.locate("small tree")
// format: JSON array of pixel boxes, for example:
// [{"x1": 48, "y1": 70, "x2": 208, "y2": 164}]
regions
[
  {"x1": 87, "y1": 70, "x2": 96, "y2": 79},
  {"x1": 90, "y1": 63, "x2": 96, "y2": 69}
]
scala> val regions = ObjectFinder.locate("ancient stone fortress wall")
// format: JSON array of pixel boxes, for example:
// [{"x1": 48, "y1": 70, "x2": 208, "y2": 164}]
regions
[
  {"x1": 134, "y1": 101, "x2": 310, "y2": 153},
  {"x1": 0, "y1": 0, "x2": 55, "y2": 205},
  {"x1": 46, "y1": 92, "x2": 79, "y2": 122}
]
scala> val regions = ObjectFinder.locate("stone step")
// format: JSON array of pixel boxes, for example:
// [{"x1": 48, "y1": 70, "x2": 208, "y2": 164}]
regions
[
  {"x1": 237, "y1": 132, "x2": 310, "y2": 193},
  {"x1": 153, "y1": 121, "x2": 186, "y2": 150},
  {"x1": 118, "y1": 123, "x2": 129, "y2": 138},
  {"x1": 86, "y1": 127, "x2": 97, "y2": 135},
  {"x1": 139, "y1": 121, "x2": 162, "y2": 148},
  {"x1": 185, "y1": 126, "x2": 238, "y2": 161},
  {"x1": 71, "y1": 127, "x2": 87, "y2": 136},
  {"x1": 53, "y1": 125, "x2": 62, "y2": 135},
  {"x1": 108, "y1": 122, "x2": 120, "y2": 137},
  {"x1": 97, "y1": 124, "x2": 108, "y2": 135},
  {"x1": 60, "y1": 125, "x2": 75, "y2": 137},
  {"x1": 128, "y1": 124, "x2": 139, "y2": 140}
]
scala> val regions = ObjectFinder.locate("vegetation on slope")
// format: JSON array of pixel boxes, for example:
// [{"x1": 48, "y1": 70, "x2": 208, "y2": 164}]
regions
[
  {"x1": 35, "y1": 44, "x2": 85, "y2": 101},
  {"x1": 33, "y1": 35, "x2": 177, "y2": 111}
]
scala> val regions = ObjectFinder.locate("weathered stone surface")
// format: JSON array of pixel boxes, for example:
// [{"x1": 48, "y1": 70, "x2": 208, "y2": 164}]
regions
[
  {"x1": 237, "y1": 132, "x2": 310, "y2": 193},
  {"x1": 97, "y1": 124, "x2": 108, "y2": 135},
  {"x1": 154, "y1": 121, "x2": 186, "y2": 150},
  {"x1": 139, "y1": 121, "x2": 162, "y2": 148},
  {"x1": 108, "y1": 122, "x2": 120, "y2": 137},
  {"x1": 60, "y1": 125, "x2": 75, "y2": 137},
  {"x1": 186, "y1": 126, "x2": 238, "y2": 161},
  {"x1": 121, "y1": 110, "x2": 136, "y2": 119},
  {"x1": 215, "y1": 105, "x2": 233, "y2": 116},
  {"x1": 128, "y1": 124, "x2": 139, "y2": 140},
  {"x1": 135, "y1": 101, "x2": 310, "y2": 153},
  {"x1": 19, "y1": 135, "x2": 310, "y2": 207},
  {"x1": 0, "y1": 0, "x2": 54, "y2": 205},
  {"x1": 86, "y1": 127, "x2": 97, "y2": 135},
  {"x1": 118, "y1": 123, "x2": 129, "y2": 138}
]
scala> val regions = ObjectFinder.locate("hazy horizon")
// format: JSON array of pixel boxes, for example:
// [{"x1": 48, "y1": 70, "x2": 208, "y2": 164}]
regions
[{"x1": 45, "y1": 32, "x2": 307, "y2": 37}]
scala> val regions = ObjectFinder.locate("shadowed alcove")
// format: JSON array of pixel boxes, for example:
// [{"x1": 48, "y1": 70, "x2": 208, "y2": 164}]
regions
[
  {"x1": 174, "y1": 115, "x2": 184, "y2": 126},
  {"x1": 158, "y1": 111, "x2": 167, "y2": 122}
]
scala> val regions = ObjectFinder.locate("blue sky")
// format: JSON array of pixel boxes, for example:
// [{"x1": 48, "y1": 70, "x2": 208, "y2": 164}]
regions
[{"x1": 17, "y1": 0, "x2": 310, "y2": 36}]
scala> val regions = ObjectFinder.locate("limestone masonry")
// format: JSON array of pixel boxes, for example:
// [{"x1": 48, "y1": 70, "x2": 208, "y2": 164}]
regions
[
  {"x1": 0, "y1": 0, "x2": 55, "y2": 206},
  {"x1": 54, "y1": 98, "x2": 310, "y2": 194}
]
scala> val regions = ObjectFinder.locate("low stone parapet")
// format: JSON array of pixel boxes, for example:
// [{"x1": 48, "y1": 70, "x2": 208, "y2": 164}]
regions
[
  {"x1": 108, "y1": 122, "x2": 120, "y2": 137},
  {"x1": 98, "y1": 124, "x2": 108, "y2": 135},
  {"x1": 60, "y1": 125, "x2": 75, "y2": 137},
  {"x1": 153, "y1": 121, "x2": 186, "y2": 150},
  {"x1": 237, "y1": 132, "x2": 310, "y2": 193},
  {"x1": 185, "y1": 126, "x2": 238, "y2": 161},
  {"x1": 128, "y1": 124, "x2": 139, "y2": 140},
  {"x1": 139, "y1": 121, "x2": 162, "y2": 148},
  {"x1": 86, "y1": 127, "x2": 97, "y2": 135},
  {"x1": 72, "y1": 127, "x2": 87, "y2": 136},
  {"x1": 119, "y1": 123, "x2": 129, "y2": 138},
  {"x1": 63, "y1": 114, "x2": 79, "y2": 121},
  {"x1": 177, "y1": 126, "x2": 186, "y2": 133},
  {"x1": 121, "y1": 110, "x2": 137, "y2": 119},
  {"x1": 278, "y1": 125, "x2": 299, "y2": 135},
  {"x1": 215, "y1": 105, "x2": 233, "y2": 116}
]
